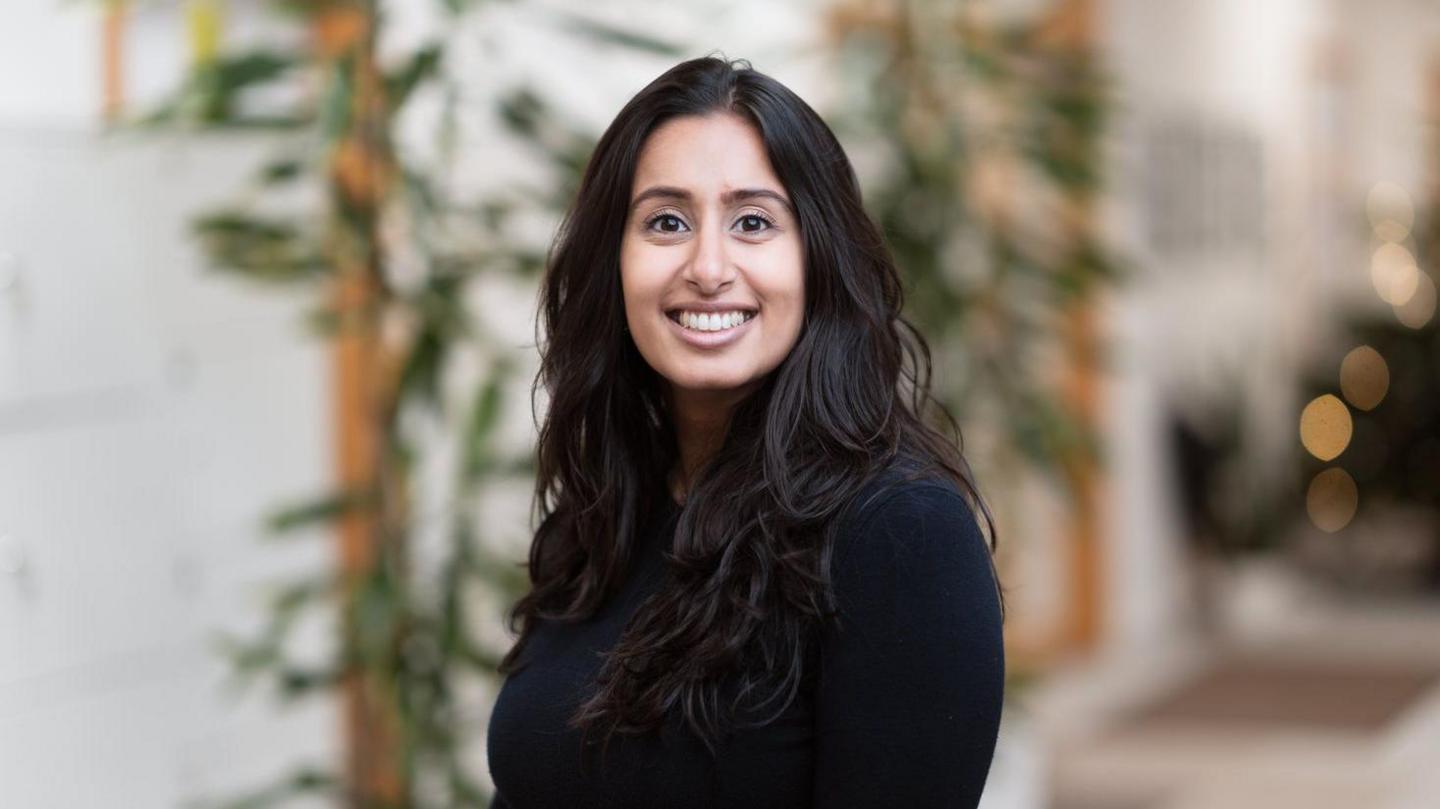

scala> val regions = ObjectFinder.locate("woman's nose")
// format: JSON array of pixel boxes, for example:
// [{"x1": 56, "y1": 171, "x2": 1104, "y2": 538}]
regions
[{"x1": 686, "y1": 220, "x2": 734, "y2": 291}]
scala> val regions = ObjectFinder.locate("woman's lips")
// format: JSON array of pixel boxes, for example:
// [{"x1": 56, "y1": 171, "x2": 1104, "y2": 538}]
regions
[{"x1": 664, "y1": 310, "x2": 756, "y2": 349}]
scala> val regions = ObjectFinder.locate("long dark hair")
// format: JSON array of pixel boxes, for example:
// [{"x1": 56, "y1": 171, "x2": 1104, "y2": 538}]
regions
[{"x1": 499, "y1": 54, "x2": 1001, "y2": 757}]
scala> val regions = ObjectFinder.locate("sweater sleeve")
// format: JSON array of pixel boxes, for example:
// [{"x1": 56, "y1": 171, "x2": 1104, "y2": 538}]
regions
[{"x1": 812, "y1": 483, "x2": 1006, "y2": 808}]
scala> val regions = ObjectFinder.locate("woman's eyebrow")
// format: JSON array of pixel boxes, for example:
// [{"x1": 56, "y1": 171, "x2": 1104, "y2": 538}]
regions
[{"x1": 629, "y1": 185, "x2": 793, "y2": 215}]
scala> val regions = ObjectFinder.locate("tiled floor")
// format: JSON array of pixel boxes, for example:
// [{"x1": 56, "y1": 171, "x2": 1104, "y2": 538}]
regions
[
  {"x1": 1120, "y1": 656, "x2": 1440, "y2": 734},
  {"x1": 1026, "y1": 583, "x2": 1440, "y2": 809}
]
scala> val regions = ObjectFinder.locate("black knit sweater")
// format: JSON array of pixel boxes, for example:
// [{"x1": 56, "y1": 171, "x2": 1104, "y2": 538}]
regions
[{"x1": 485, "y1": 469, "x2": 1005, "y2": 808}]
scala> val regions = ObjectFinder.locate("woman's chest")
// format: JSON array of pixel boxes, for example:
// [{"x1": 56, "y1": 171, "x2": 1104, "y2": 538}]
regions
[{"x1": 486, "y1": 597, "x2": 817, "y2": 808}]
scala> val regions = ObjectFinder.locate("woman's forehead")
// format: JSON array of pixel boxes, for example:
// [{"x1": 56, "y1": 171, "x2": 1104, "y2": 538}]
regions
[{"x1": 631, "y1": 114, "x2": 784, "y2": 201}]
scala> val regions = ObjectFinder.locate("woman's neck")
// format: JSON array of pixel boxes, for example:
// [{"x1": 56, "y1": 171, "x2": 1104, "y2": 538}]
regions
[{"x1": 666, "y1": 382, "x2": 757, "y2": 503}]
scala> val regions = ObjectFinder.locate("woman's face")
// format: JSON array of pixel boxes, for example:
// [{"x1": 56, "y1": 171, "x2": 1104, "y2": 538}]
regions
[{"x1": 620, "y1": 113, "x2": 805, "y2": 407}]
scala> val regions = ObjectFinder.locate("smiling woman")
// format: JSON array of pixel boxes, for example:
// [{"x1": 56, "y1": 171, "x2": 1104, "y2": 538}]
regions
[
  {"x1": 620, "y1": 113, "x2": 807, "y2": 502},
  {"x1": 487, "y1": 55, "x2": 1005, "y2": 808}
]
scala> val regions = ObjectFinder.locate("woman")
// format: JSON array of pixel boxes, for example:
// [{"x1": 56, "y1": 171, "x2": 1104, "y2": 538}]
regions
[{"x1": 486, "y1": 55, "x2": 1006, "y2": 808}]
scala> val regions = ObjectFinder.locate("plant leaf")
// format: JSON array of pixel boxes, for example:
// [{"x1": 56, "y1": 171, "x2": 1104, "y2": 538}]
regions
[
  {"x1": 386, "y1": 44, "x2": 444, "y2": 112},
  {"x1": 264, "y1": 489, "x2": 376, "y2": 534},
  {"x1": 539, "y1": 8, "x2": 685, "y2": 56}
]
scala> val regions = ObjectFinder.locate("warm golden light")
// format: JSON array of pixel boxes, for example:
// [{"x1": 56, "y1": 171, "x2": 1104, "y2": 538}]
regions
[
  {"x1": 1307, "y1": 467, "x2": 1358, "y2": 533},
  {"x1": 1299, "y1": 394, "x2": 1352, "y2": 461},
  {"x1": 1395, "y1": 270, "x2": 1436, "y2": 329},
  {"x1": 1371, "y1": 243, "x2": 1419, "y2": 305},
  {"x1": 1339, "y1": 345, "x2": 1389, "y2": 411},
  {"x1": 1367, "y1": 182, "x2": 1415, "y2": 242}
]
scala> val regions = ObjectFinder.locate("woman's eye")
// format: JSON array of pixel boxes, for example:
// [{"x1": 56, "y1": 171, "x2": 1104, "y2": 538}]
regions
[
  {"x1": 737, "y1": 214, "x2": 773, "y2": 233},
  {"x1": 647, "y1": 213, "x2": 688, "y2": 233},
  {"x1": 644, "y1": 211, "x2": 774, "y2": 235}
]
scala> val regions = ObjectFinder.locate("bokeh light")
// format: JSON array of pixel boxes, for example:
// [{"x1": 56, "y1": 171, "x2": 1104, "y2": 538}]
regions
[
  {"x1": 1370, "y1": 243, "x2": 1420, "y2": 305},
  {"x1": 1306, "y1": 467, "x2": 1359, "y2": 533},
  {"x1": 1299, "y1": 394, "x2": 1353, "y2": 461},
  {"x1": 1394, "y1": 270, "x2": 1436, "y2": 329},
  {"x1": 1338, "y1": 345, "x2": 1389, "y2": 411}
]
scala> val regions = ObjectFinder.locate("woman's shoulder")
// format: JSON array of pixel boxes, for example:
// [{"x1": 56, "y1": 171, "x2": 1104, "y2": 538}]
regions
[
  {"x1": 829, "y1": 460, "x2": 994, "y2": 587},
  {"x1": 836, "y1": 460, "x2": 978, "y2": 536},
  {"x1": 812, "y1": 461, "x2": 1005, "y2": 807}
]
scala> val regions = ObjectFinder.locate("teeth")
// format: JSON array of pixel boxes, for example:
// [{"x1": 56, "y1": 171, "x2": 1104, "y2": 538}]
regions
[{"x1": 676, "y1": 310, "x2": 753, "y2": 332}]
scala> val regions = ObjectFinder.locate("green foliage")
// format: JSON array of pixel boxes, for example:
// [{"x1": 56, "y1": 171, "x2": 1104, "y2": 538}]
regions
[
  {"x1": 138, "y1": 50, "x2": 312, "y2": 130},
  {"x1": 386, "y1": 45, "x2": 445, "y2": 113},
  {"x1": 265, "y1": 490, "x2": 376, "y2": 534},
  {"x1": 462, "y1": 366, "x2": 509, "y2": 486},
  {"x1": 122, "y1": 1, "x2": 677, "y2": 807},
  {"x1": 828, "y1": 0, "x2": 1122, "y2": 494},
  {"x1": 192, "y1": 212, "x2": 329, "y2": 283},
  {"x1": 538, "y1": 7, "x2": 688, "y2": 56}
]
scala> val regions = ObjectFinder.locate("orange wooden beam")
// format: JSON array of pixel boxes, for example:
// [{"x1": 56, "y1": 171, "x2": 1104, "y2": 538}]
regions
[
  {"x1": 315, "y1": 4, "x2": 406, "y2": 804},
  {"x1": 101, "y1": 1, "x2": 127, "y2": 123},
  {"x1": 1041, "y1": 0, "x2": 1107, "y2": 656}
]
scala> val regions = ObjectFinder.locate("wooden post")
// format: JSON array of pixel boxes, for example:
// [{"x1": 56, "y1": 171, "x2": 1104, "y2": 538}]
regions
[
  {"x1": 1037, "y1": 0, "x2": 1106, "y2": 654},
  {"x1": 101, "y1": 0, "x2": 126, "y2": 123},
  {"x1": 314, "y1": 3, "x2": 406, "y2": 804},
  {"x1": 823, "y1": 0, "x2": 1110, "y2": 663}
]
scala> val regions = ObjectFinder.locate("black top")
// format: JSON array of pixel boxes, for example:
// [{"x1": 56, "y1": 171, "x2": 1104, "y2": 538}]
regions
[{"x1": 485, "y1": 468, "x2": 1005, "y2": 808}]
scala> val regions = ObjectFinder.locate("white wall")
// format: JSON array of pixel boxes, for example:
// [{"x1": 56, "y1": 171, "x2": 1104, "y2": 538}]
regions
[
  {"x1": 0, "y1": 5, "x2": 348, "y2": 780},
  {"x1": 0, "y1": 126, "x2": 341, "y2": 805},
  {"x1": 0, "y1": 1, "x2": 98, "y2": 129},
  {"x1": 1096, "y1": 0, "x2": 1440, "y2": 657}
]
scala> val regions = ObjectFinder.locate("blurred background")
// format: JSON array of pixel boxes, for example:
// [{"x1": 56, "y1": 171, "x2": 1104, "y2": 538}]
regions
[{"x1": 1, "y1": 0, "x2": 1438, "y2": 807}]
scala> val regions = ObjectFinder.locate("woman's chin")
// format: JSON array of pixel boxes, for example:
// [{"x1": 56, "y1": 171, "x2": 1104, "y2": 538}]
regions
[{"x1": 665, "y1": 370, "x2": 758, "y2": 398}]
